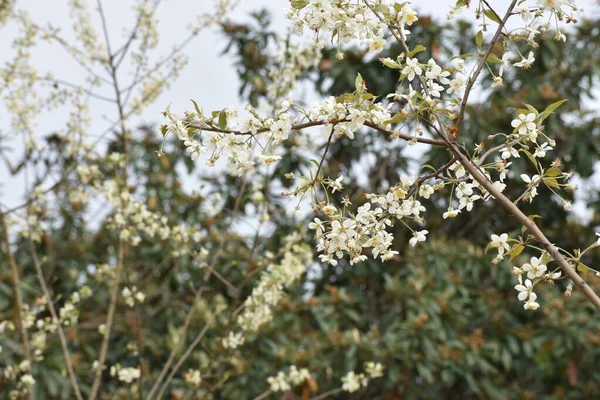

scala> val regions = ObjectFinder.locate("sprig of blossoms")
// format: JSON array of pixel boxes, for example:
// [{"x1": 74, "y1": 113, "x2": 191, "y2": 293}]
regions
[
  {"x1": 341, "y1": 362, "x2": 385, "y2": 393},
  {"x1": 223, "y1": 237, "x2": 312, "y2": 349},
  {"x1": 267, "y1": 365, "x2": 311, "y2": 392}
]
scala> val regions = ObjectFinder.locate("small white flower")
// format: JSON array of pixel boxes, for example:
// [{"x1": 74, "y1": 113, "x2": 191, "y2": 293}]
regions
[
  {"x1": 514, "y1": 279, "x2": 535, "y2": 301},
  {"x1": 513, "y1": 51, "x2": 535, "y2": 70},
  {"x1": 117, "y1": 367, "x2": 141, "y2": 384},
  {"x1": 409, "y1": 230, "x2": 428, "y2": 247},
  {"x1": 522, "y1": 256, "x2": 547, "y2": 279},
  {"x1": 20, "y1": 374, "x2": 36, "y2": 387},
  {"x1": 511, "y1": 113, "x2": 537, "y2": 135},
  {"x1": 402, "y1": 58, "x2": 422, "y2": 81},
  {"x1": 524, "y1": 293, "x2": 540, "y2": 310},
  {"x1": 330, "y1": 176, "x2": 344, "y2": 193},
  {"x1": 322, "y1": 204, "x2": 337, "y2": 215},
  {"x1": 443, "y1": 208, "x2": 460, "y2": 219},
  {"x1": 490, "y1": 233, "x2": 510, "y2": 256},
  {"x1": 419, "y1": 184, "x2": 434, "y2": 199}
]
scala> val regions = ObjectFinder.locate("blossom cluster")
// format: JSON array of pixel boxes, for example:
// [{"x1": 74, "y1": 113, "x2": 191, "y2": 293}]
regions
[
  {"x1": 286, "y1": 0, "x2": 417, "y2": 54},
  {"x1": 102, "y1": 180, "x2": 203, "y2": 257},
  {"x1": 267, "y1": 365, "x2": 311, "y2": 392},
  {"x1": 341, "y1": 362, "x2": 384, "y2": 393},
  {"x1": 223, "y1": 236, "x2": 312, "y2": 349}
]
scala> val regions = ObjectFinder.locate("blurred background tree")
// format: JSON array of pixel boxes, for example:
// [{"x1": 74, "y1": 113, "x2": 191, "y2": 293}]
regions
[{"x1": 1, "y1": 6, "x2": 600, "y2": 400}]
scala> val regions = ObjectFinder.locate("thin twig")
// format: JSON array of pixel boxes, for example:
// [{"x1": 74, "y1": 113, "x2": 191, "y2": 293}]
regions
[
  {"x1": 308, "y1": 388, "x2": 343, "y2": 400},
  {"x1": 146, "y1": 178, "x2": 249, "y2": 400},
  {"x1": 0, "y1": 213, "x2": 34, "y2": 400},
  {"x1": 154, "y1": 323, "x2": 211, "y2": 400},
  {"x1": 88, "y1": 240, "x2": 125, "y2": 400},
  {"x1": 28, "y1": 239, "x2": 84, "y2": 400},
  {"x1": 456, "y1": 0, "x2": 516, "y2": 130}
]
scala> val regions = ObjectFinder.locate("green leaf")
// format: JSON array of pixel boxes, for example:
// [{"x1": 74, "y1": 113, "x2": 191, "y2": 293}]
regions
[
  {"x1": 484, "y1": 8, "x2": 501, "y2": 23},
  {"x1": 520, "y1": 149, "x2": 538, "y2": 168},
  {"x1": 218, "y1": 111, "x2": 228, "y2": 130},
  {"x1": 383, "y1": 112, "x2": 407, "y2": 125},
  {"x1": 407, "y1": 44, "x2": 426, "y2": 58},
  {"x1": 486, "y1": 53, "x2": 502, "y2": 64},
  {"x1": 545, "y1": 167, "x2": 561, "y2": 177},
  {"x1": 539, "y1": 99, "x2": 568, "y2": 122},
  {"x1": 508, "y1": 244, "x2": 524, "y2": 261},
  {"x1": 355, "y1": 72, "x2": 364, "y2": 93},
  {"x1": 523, "y1": 103, "x2": 539, "y2": 115},
  {"x1": 577, "y1": 263, "x2": 591, "y2": 275},
  {"x1": 543, "y1": 177, "x2": 560, "y2": 188},
  {"x1": 475, "y1": 31, "x2": 483, "y2": 47},
  {"x1": 291, "y1": 0, "x2": 308, "y2": 9},
  {"x1": 450, "y1": 53, "x2": 474, "y2": 61},
  {"x1": 190, "y1": 99, "x2": 202, "y2": 115}
]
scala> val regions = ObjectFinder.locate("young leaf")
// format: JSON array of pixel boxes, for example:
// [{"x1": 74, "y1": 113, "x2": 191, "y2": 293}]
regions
[
  {"x1": 484, "y1": 9, "x2": 501, "y2": 23},
  {"x1": 407, "y1": 44, "x2": 426, "y2": 58},
  {"x1": 539, "y1": 99, "x2": 568, "y2": 122},
  {"x1": 475, "y1": 31, "x2": 483, "y2": 47},
  {"x1": 218, "y1": 111, "x2": 228, "y2": 130}
]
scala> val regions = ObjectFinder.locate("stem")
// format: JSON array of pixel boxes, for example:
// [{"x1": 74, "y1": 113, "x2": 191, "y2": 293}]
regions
[
  {"x1": 28, "y1": 239, "x2": 84, "y2": 400},
  {"x1": 154, "y1": 324, "x2": 211, "y2": 400},
  {"x1": 456, "y1": 0, "x2": 518, "y2": 130},
  {"x1": 88, "y1": 240, "x2": 125, "y2": 400},
  {"x1": 145, "y1": 178, "x2": 249, "y2": 400},
  {"x1": 0, "y1": 213, "x2": 34, "y2": 400},
  {"x1": 450, "y1": 144, "x2": 600, "y2": 310}
]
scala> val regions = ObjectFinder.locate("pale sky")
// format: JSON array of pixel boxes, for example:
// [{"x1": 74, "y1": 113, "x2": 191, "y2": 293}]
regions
[{"x1": 0, "y1": 0, "x2": 598, "y2": 211}]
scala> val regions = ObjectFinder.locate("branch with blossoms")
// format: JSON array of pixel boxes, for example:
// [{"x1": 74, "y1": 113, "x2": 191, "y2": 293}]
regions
[{"x1": 163, "y1": 0, "x2": 600, "y2": 314}]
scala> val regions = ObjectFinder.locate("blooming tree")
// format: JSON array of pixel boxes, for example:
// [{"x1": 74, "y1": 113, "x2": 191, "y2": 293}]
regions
[{"x1": 1, "y1": 0, "x2": 600, "y2": 399}]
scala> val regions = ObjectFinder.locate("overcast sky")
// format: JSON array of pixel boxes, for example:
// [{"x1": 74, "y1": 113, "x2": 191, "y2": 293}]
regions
[{"x1": 0, "y1": 0, "x2": 598, "y2": 211}]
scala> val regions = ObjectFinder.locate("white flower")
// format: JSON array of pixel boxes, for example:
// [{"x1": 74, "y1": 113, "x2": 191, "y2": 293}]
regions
[
  {"x1": 524, "y1": 293, "x2": 540, "y2": 310},
  {"x1": 425, "y1": 60, "x2": 451, "y2": 84},
  {"x1": 341, "y1": 371, "x2": 364, "y2": 393},
  {"x1": 520, "y1": 174, "x2": 540, "y2": 185},
  {"x1": 184, "y1": 369, "x2": 202, "y2": 386},
  {"x1": 514, "y1": 51, "x2": 535, "y2": 70},
  {"x1": 330, "y1": 175, "x2": 344, "y2": 193},
  {"x1": 448, "y1": 72, "x2": 467, "y2": 94},
  {"x1": 443, "y1": 208, "x2": 460, "y2": 219},
  {"x1": 533, "y1": 142, "x2": 552, "y2": 158},
  {"x1": 501, "y1": 146, "x2": 520, "y2": 159},
  {"x1": 365, "y1": 362, "x2": 384, "y2": 378},
  {"x1": 267, "y1": 372, "x2": 291, "y2": 392},
  {"x1": 514, "y1": 279, "x2": 535, "y2": 301},
  {"x1": 184, "y1": 140, "x2": 206, "y2": 161},
  {"x1": 541, "y1": 0, "x2": 568, "y2": 10},
  {"x1": 490, "y1": 233, "x2": 510, "y2": 256},
  {"x1": 419, "y1": 184, "x2": 434, "y2": 199},
  {"x1": 118, "y1": 367, "x2": 141, "y2": 384},
  {"x1": 259, "y1": 153, "x2": 281, "y2": 165},
  {"x1": 518, "y1": 7, "x2": 532, "y2": 22},
  {"x1": 499, "y1": 53, "x2": 512, "y2": 77},
  {"x1": 409, "y1": 230, "x2": 428, "y2": 247},
  {"x1": 459, "y1": 195, "x2": 479, "y2": 212},
  {"x1": 511, "y1": 113, "x2": 537, "y2": 135},
  {"x1": 308, "y1": 218, "x2": 325, "y2": 234},
  {"x1": 402, "y1": 58, "x2": 422, "y2": 81},
  {"x1": 322, "y1": 204, "x2": 337, "y2": 215},
  {"x1": 222, "y1": 331, "x2": 245, "y2": 349},
  {"x1": 522, "y1": 256, "x2": 547, "y2": 279},
  {"x1": 20, "y1": 374, "x2": 35, "y2": 387}
]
